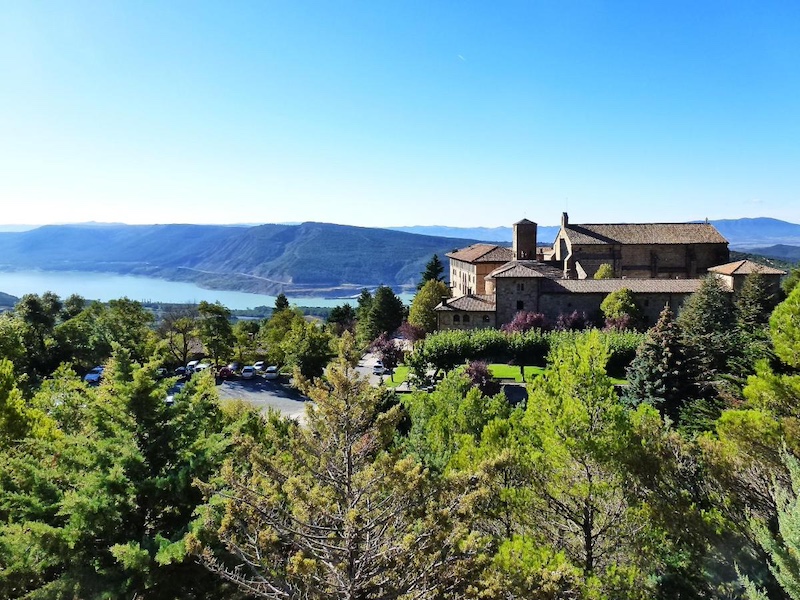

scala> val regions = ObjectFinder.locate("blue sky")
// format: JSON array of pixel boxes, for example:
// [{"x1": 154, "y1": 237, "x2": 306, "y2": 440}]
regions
[{"x1": 2, "y1": 1, "x2": 799, "y2": 228}]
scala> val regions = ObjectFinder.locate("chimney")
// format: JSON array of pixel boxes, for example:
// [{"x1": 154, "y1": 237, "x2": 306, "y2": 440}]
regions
[
  {"x1": 561, "y1": 212, "x2": 569, "y2": 228},
  {"x1": 441, "y1": 296, "x2": 448, "y2": 307}
]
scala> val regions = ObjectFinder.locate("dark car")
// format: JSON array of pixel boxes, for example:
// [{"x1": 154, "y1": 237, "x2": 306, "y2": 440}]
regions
[
  {"x1": 83, "y1": 366, "x2": 104, "y2": 385},
  {"x1": 216, "y1": 366, "x2": 233, "y2": 379}
]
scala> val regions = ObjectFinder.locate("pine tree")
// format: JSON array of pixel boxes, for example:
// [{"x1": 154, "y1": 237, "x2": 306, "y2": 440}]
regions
[
  {"x1": 623, "y1": 305, "x2": 693, "y2": 424},
  {"x1": 748, "y1": 452, "x2": 800, "y2": 600},
  {"x1": 197, "y1": 351, "x2": 473, "y2": 599},
  {"x1": 418, "y1": 254, "x2": 445, "y2": 290},
  {"x1": 736, "y1": 271, "x2": 777, "y2": 329},
  {"x1": 274, "y1": 293, "x2": 290, "y2": 313}
]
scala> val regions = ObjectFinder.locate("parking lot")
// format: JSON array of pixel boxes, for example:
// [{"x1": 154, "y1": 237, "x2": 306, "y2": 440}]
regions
[
  {"x1": 215, "y1": 375, "x2": 308, "y2": 420},
  {"x1": 210, "y1": 354, "x2": 405, "y2": 420}
]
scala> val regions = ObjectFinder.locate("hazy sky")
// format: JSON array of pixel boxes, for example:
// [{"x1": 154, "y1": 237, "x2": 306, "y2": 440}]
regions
[{"x1": 2, "y1": 1, "x2": 799, "y2": 228}]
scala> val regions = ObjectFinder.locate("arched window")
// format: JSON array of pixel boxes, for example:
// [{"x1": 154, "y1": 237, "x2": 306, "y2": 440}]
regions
[
  {"x1": 463, "y1": 314, "x2": 471, "y2": 323},
  {"x1": 453, "y1": 314, "x2": 461, "y2": 323}
]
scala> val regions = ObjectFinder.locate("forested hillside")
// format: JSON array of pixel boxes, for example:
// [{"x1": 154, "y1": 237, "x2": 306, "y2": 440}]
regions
[
  {"x1": 0, "y1": 222, "x2": 481, "y2": 296},
  {"x1": 1, "y1": 268, "x2": 800, "y2": 599}
]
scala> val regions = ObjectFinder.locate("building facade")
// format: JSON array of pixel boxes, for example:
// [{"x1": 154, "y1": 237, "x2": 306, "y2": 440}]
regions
[{"x1": 435, "y1": 213, "x2": 785, "y2": 331}]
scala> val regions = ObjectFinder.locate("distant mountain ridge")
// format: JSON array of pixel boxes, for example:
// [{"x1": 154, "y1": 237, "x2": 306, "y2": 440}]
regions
[
  {"x1": 0, "y1": 217, "x2": 796, "y2": 301},
  {"x1": 391, "y1": 217, "x2": 800, "y2": 250},
  {"x1": 0, "y1": 223, "x2": 483, "y2": 297}
]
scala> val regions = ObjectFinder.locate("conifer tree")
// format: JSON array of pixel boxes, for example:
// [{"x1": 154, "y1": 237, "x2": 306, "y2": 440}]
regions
[
  {"x1": 198, "y1": 350, "x2": 475, "y2": 599},
  {"x1": 418, "y1": 254, "x2": 446, "y2": 290},
  {"x1": 736, "y1": 271, "x2": 777, "y2": 329},
  {"x1": 747, "y1": 452, "x2": 800, "y2": 600},
  {"x1": 274, "y1": 293, "x2": 290, "y2": 313},
  {"x1": 623, "y1": 305, "x2": 693, "y2": 424}
]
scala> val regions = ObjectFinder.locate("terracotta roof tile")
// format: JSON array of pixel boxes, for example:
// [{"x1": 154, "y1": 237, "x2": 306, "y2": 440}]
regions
[
  {"x1": 563, "y1": 223, "x2": 728, "y2": 245},
  {"x1": 486, "y1": 260, "x2": 564, "y2": 279},
  {"x1": 708, "y1": 259, "x2": 786, "y2": 276},
  {"x1": 435, "y1": 294, "x2": 496, "y2": 312},
  {"x1": 446, "y1": 244, "x2": 513, "y2": 263},
  {"x1": 539, "y1": 278, "x2": 709, "y2": 294}
]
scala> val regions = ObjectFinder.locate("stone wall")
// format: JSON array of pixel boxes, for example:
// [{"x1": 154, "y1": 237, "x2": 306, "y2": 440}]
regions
[
  {"x1": 438, "y1": 311, "x2": 496, "y2": 330},
  {"x1": 538, "y1": 291, "x2": 692, "y2": 327},
  {"x1": 620, "y1": 244, "x2": 729, "y2": 278},
  {"x1": 494, "y1": 278, "x2": 543, "y2": 326}
]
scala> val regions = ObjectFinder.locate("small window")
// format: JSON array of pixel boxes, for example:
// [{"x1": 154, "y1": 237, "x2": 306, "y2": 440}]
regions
[
  {"x1": 453, "y1": 314, "x2": 461, "y2": 323},
  {"x1": 516, "y1": 301, "x2": 524, "y2": 310},
  {"x1": 482, "y1": 315, "x2": 490, "y2": 323},
  {"x1": 463, "y1": 315, "x2": 471, "y2": 323},
  {"x1": 516, "y1": 282, "x2": 524, "y2": 291}
]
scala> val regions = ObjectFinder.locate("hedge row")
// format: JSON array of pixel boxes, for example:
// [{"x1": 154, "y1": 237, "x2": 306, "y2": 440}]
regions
[{"x1": 407, "y1": 328, "x2": 643, "y2": 379}]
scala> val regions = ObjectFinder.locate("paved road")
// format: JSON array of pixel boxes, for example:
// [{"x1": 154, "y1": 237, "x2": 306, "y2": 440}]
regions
[{"x1": 215, "y1": 375, "x2": 308, "y2": 420}]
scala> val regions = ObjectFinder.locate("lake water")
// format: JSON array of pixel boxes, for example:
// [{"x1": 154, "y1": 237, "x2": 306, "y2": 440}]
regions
[{"x1": 0, "y1": 270, "x2": 411, "y2": 309}]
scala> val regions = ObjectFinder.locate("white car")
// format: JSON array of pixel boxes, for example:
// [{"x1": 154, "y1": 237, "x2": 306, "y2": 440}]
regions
[
  {"x1": 373, "y1": 361, "x2": 390, "y2": 375},
  {"x1": 193, "y1": 363, "x2": 211, "y2": 374},
  {"x1": 264, "y1": 365, "x2": 279, "y2": 380},
  {"x1": 241, "y1": 365, "x2": 256, "y2": 379},
  {"x1": 253, "y1": 361, "x2": 266, "y2": 372}
]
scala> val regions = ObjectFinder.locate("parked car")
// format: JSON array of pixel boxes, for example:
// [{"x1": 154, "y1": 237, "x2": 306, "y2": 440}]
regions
[
  {"x1": 216, "y1": 366, "x2": 233, "y2": 379},
  {"x1": 264, "y1": 365, "x2": 279, "y2": 380},
  {"x1": 227, "y1": 361, "x2": 241, "y2": 374},
  {"x1": 193, "y1": 363, "x2": 211, "y2": 374},
  {"x1": 174, "y1": 366, "x2": 187, "y2": 378},
  {"x1": 186, "y1": 359, "x2": 201, "y2": 373},
  {"x1": 373, "y1": 360, "x2": 390, "y2": 375},
  {"x1": 156, "y1": 367, "x2": 169, "y2": 379},
  {"x1": 253, "y1": 361, "x2": 266, "y2": 372},
  {"x1": 165, "y1": 382, "x2": 185, "y2": 405},
  {"x1": 83, "y1": 366, "x2": 104, "y2": 384},
  {"x1": 241, "y1": 365, "x2": 256, "y2": 380}
]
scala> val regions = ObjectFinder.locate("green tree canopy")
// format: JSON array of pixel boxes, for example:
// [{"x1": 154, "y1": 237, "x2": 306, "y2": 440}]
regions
[
  {"x1": 594, "y1": 263, "x2": 614, "y2": 280},
  {"x1": 409, "y1": 279, "x2": 451, "y2": 333},
  {"x1": 197, "y1": 350, "x2": 473, "y2": 599},
  {"x1": 197, "y1": 301, "x2": 235, "y2": 366}
]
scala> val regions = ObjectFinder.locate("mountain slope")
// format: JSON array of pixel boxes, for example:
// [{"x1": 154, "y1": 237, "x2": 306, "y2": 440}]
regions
[
  {"x1": 391, "y1": 218, "x2": 800, "y2": 249},
  {"x1": 0, "y1": 223, "x2": 486, "y2": 296}
]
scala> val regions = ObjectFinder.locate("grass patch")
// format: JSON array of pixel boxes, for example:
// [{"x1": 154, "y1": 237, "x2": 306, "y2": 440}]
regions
[
  {"x1": 383, "y1": 366, "x2": 409, "y2": 388},
  {"x1": 488, "y1": 364, "x2": 546, "y2": 383}
]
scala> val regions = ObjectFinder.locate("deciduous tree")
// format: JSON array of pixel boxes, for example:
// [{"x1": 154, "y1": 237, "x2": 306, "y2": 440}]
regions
[{"x1": 409, "y1": 279, "x2": 450, "y2": 333}]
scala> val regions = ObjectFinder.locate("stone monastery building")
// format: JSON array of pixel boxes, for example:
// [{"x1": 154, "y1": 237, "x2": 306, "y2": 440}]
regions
[{"x1": 436, "y1": 213, "x2": 785, "y2": 330}]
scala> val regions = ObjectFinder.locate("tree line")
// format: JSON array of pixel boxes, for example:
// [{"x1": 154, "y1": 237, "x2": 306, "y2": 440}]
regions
[{"x1": 0, "y1": 262, "x2": 799, "y2": 598}]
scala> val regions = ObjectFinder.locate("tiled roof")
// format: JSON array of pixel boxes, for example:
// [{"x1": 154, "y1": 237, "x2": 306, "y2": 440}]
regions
[
  {"x1": 539, "y1": 278, "x2": 709, "y2": 294},
  {"x1": 447, "y1": 244, "x2": 514, "y2": 263},
  {"x1": 486, "y1": 260, "x2": 565, "y2": 279},
  {"x1": 562, "y1": 223, "x2": 728, "y2": 245},
  {"x1": 708, "y1": 259, "x2": 786, "y2": 276},
  {"x1": 435, "y1": 294, "x2": 496, "y2": 312}
]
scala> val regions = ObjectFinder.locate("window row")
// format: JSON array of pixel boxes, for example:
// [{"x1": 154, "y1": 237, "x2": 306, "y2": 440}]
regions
[{"x1": 452, "y1": 314, "x2": 491, "y2": 324}]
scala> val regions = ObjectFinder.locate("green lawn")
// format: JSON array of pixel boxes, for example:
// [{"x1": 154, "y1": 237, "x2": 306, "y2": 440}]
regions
[
  {"x1": 378, "y1": 364, "x2": 626, "y2": 388},
  {"x1": 383, "y1": 366, "x2": 409, "y2": 387}
]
